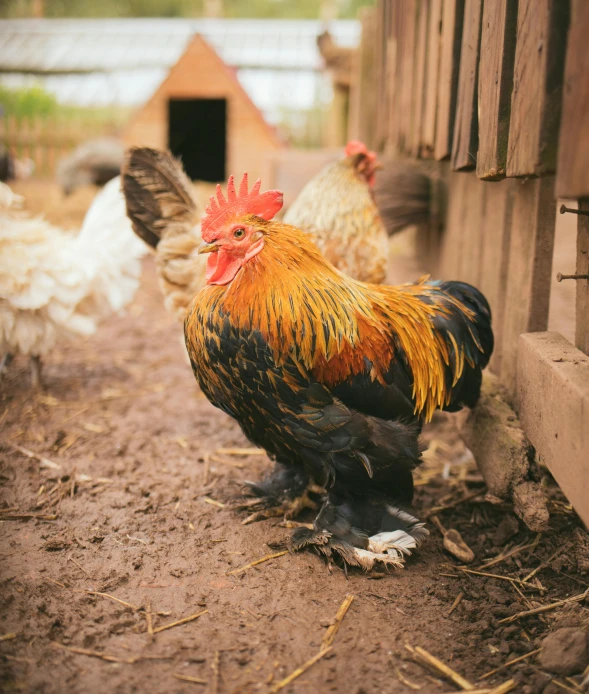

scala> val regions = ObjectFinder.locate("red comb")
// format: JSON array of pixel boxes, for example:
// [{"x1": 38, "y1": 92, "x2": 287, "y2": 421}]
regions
[
  {"x1": 201, "y1": 173, "x2": 283, "y2": 241},
  {"x1": 345, "y1": 140, "x2": 369, "y2": 157}
]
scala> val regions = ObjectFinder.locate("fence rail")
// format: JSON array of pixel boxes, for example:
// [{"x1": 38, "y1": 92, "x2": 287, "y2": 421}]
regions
[{"x1": 0, "y1": 115, "x2": 120, "y2": 178}]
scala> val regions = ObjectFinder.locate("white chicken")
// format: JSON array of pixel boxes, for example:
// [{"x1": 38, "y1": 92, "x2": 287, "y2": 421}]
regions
[{"x1": 0, "y1": 177, "x2": 147, "y2": 386}]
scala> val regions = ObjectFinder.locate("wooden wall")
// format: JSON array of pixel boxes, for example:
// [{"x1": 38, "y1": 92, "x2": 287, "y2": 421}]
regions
[
  {"x1": 351, "y1": 0, "x2": 589, "y2": 525},
  {"x1": 123, "y1": 35, "x2": 282, "y2": 183}
]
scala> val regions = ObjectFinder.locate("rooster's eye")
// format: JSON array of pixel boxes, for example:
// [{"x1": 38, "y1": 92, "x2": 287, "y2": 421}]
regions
[{"x1": 233, "y1": 228, "x2": 245, "y2": 239}]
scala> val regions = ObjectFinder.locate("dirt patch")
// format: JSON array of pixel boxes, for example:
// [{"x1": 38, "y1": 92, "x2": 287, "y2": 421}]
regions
[{"x1": 1, "y1": 183, "x2": 587, "y2": 694}]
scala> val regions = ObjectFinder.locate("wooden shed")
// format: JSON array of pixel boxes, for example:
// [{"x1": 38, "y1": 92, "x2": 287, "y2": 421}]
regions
[
  {"x1": 351, "y1": 0, "x2": 589, "y2": 528},
  {"x1": 122, "y1": 34, "x2": 283, "y2": 183}
]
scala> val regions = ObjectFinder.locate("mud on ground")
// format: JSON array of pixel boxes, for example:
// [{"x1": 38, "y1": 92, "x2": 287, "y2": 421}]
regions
[{"x1": 1, "y1": 182, "x2": 588, "y2": 694}]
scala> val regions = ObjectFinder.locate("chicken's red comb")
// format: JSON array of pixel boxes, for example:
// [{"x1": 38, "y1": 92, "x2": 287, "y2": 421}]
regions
[
  {"x1": 345, "y1": 140, "x2": 370, "y2": 157},
  {"x1": 201, "y1": 173, "x2": 283, "y2": 241}
]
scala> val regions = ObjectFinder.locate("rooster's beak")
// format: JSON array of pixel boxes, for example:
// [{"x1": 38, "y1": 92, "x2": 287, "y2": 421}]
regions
[{"x1": 198, "y1": 242, "x2": 219, "y2": 255}]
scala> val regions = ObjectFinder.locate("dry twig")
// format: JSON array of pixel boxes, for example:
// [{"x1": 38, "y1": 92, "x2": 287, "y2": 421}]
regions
[
  {"x1": 395, "y1": 666, "x2": 422, "y2": 690},
  {"x1": 498, "y1": 590, "x2": 589, "y2": 624},
  {"x1": 406, "y1": 644, "x2": 474, "y2": 690},
  {"x1": 211, "y1": 650, "x2": 220, "y2": 694},
  {"x1": 6, "y1": 442, "x2": 61, "y2": 469},
  {"x1": 172, "y1": 673, "x2": 207, "y2": 685},
  {"x1": 0, "y1": 633, "x2": 17, "y2": 642},
  {"x1": 447, "y1": 592, "x2": 465, "y2": 617},
  {"x1": 227, "y1": 551, "x2": 288, "y2": 576},
  {"x1": 152, "y1": 609, "x2": 208, "y2": 634},
  {"x1": 479, "y1": 649, "x2": 540, "y2": 680},
  {"x1": 86, "y1": 591, "x2": 140, "y2": 611},
  {"x1": 215, "y1": 448, "x2": 265, "y2": 456},
  {"x1": 269, "y1": 647, "x2": 333, "y2": 693},
  {"x1": 321, "y1": 594, "x2": 354, "y2": 651}
]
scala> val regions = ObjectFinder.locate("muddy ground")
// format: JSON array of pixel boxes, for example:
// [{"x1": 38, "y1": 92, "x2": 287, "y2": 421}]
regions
[{"x1": 1, "y1": 182, "x2": 588, "y2": 694}]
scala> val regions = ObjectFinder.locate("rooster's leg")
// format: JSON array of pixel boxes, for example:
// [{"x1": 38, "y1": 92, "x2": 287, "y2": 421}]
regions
[
  {"x1": 289, "y1": 497, "x2": 429, "y2": 570},
  {"x1": 30, "y1": 355, "x2": 43, "y2": 388},
  {"x1": 0, "y1": 353, "x2": 14, "y2": 378},
  {"x1": 238, "y1": 463, "x2": 324, "y2": 525}
]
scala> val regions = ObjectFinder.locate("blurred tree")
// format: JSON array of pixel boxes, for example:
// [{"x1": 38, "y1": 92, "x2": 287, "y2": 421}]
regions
[
  {"x1": 0, "y1": 85, "x2": 58, "y2": 119},
  {"x1": 0, "y1": 0, "x2": 373, "y2": 18}
]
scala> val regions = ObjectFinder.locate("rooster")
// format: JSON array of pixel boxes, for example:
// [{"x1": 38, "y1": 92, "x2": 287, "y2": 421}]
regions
[
  {"x1": 121, "y1": 144, "x2": 432, "y2": 322},
  {"x1": 0, "y1": 177, "x2": 147, "y2": 386},
  {"x1": 183, "y1": 173, "x2": 493, "y2": 570}
]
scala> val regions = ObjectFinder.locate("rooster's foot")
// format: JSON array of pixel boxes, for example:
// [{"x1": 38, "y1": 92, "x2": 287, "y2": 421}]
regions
[
  {"x1": 289, "y1": 527, "x2": 425, "y2": 570},
  {"x1": 289, "y1": 503, "x2": 429, "y2": 571},
  {"x1": 240, "y1": 485, "x2": 322, "y2": 525}
]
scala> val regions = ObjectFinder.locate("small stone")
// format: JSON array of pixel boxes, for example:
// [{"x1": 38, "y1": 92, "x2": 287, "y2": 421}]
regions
[
  {"x1": 492, "y1": 515, "x2": 520, "y2": 546},
  {"x1": 539, "y1": 627, "x2": 588, "y2": 676}
]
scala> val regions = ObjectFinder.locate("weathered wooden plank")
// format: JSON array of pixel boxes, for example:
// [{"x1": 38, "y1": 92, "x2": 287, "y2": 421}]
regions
[
  {"x1": 576, "y1": 199, "x2": 589, "y2": 355},
  {"x1": 421, "y1": 0, "x2": 443, "y2": 157},
  {"x1": 505, "y1": 0, "x2": 569, "y2": 178},
  {"x1": 434, "y1": 0, "x2": 465, "y2": 161},
  {"x1": 348, "y1": 7, "x2": 379, "y2": 148},
  {"x1": 387, "y1": 0, "x2": 404, "y2": 155},
  {"x1": 438, "y1": 171, "x2": 468, "y2": 279},
  {"x1": 556, "y1": 0, "x2": 589, "y2": 198},
  {"x1": 500, "y1": 177, "x2": 556, "y2": 400},
  {"x1": 457, "y1": 173, "x2": 486, "y2": 282},
  {"x1": 411, "y1": 0, "x2": 430, "y2": 157},
  {"x1": 398, "y1": 0, "x2": 418, "y2": 154},
  {"x1": 476, "y1": 0, "x2": 518, "y2": 180},
  {"x1": 479, "y1": 179, "x2": 514, "y2": 375},
  {"x1": 518, "y1": 332, "x2": 589, "y2": 527},
  {"x1": 450, "y1": 0, "x2": 483, "y2": 171}
]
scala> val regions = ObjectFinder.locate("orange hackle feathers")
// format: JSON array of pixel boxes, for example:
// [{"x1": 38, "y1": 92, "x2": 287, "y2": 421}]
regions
[{"x1": 201, "y1": 173, "x2": 283, "y2": 241}]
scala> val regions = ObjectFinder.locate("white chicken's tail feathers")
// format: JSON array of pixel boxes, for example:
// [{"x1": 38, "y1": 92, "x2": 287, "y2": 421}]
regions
[{"x1": 74, "y1": 176, "x2": 148, "y2": 322}]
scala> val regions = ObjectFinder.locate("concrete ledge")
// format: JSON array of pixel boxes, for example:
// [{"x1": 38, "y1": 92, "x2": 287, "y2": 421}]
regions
[{"x1": 518, "y1": 332, "x2": 589, "y2": 528}]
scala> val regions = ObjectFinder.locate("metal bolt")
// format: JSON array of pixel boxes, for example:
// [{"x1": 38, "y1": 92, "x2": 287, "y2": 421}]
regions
[
  {"x1": 556, "y1": 272, "x2": 589, "y2": 282},
  {"x1": 559, "y1": 204, "x2": 589, "y2": 217}
]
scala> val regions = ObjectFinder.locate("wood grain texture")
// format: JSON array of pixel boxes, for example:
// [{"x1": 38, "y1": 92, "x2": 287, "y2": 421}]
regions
[
  {"x1": 457, "y1": 173, "x2": 485, "y2": 281},
  {"x1": 411, "y1": 0, "x2": 430, "y2": 156},
  {"x1": 434, "y1": 0, "x2": 465, "y2": 161},
  {"x1": 348, "y1": 7, "x2": 379, "y2": 148},
  {"x1": 576, "y1": 199, "x2": 589, "y2": 355},
  {"x1": 556, "y1": 0, "x2": 589, "y2": 198},
  {"x1": 476, "y1": 0, "x2": 518, "y2": 180},
  {"x1": 421, "y1": 0, "x2": 443, "y2": 157},
  {"x1": 505, "y1": 0, "x2": 569, "y2": 178},
  {"x1": 479, "y1": 179, "x2": 514, "y2": 375},
  {"x1": 500, "y1": 177, "x2": 556, "y2": 400},
  {"x1": 518, "y1": 332, "x2": 589, "y2": 527},
  {"x1": 450, "y1": 0, "x2": 483, "y2": 171},
  {"x1": 398, "y1": 0, "x2": 418, "y2": 154}
]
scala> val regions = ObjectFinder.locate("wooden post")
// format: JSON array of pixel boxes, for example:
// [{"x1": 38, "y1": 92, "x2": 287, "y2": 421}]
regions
[
  {"x1": 476, "y1": 0, "x2": 518, "y2": 180},
  {"x1": 434, "y1": 0, "x2": 465, "y2": 160},
  {"x1": 506, "y1": 0, "x2": 569, "y2": 177},
  {"x1": 479, "y1": 179, "x2": 514, "y2": 375},
  {"x1": 576, "y1": 199, "x2": 589, "y2": 355},
  {"x1": 500, "y1": 177, "x2": 556, "y2": 401},
  {"x1": 411, "y1": 0, "x2": 429, "y2": 157},
  {"x1": 421, "y1": 0, "x2": 443, "y2": 157},
  {"x1": 450, "y1": 0, "x2": 483, "y2": 171},
  {"x1": 556, "y1": 0, "x2": 589, "y2": 199}
]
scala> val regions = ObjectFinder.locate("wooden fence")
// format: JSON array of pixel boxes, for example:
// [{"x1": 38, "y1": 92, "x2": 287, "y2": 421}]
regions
[
  {"x1": 350, "y1": 0, "x2": 589, "y2": 526},
  {"x1": 0, "y1": 115, "x2": 121, "y2": 178}
]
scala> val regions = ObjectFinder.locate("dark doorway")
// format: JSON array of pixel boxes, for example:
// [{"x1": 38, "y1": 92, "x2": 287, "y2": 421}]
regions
[{"x1": 168, "y1": 98, "x2": 227, "y2": 182}]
